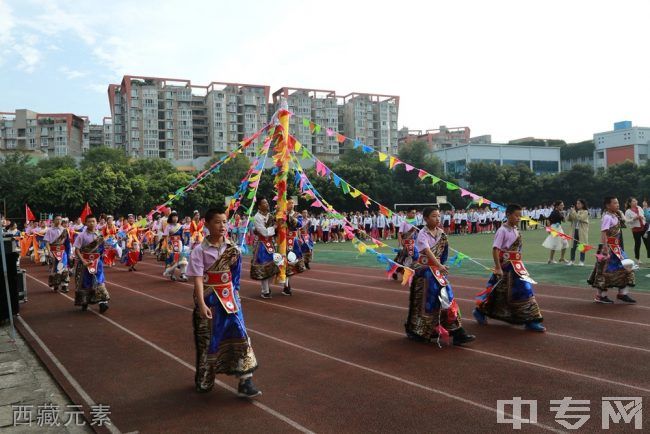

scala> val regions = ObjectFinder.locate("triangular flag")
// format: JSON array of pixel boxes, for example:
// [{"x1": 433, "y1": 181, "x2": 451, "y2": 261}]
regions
[
  {"x1": 326, "y1": 128, "x2": 335, "y2": 137},
  {"x1": 417, "y1": 169, "x2": 428, "y2": 180},
  {"x1": 25, "y1": 204, "x2": 36, "y2": 222},
  {"x1": 80, "y1": 202, "x2": 92, "y2": 221},
  {"x1": 353, "y1": 139, "x2": 362, "y2": 149},
  {"x1": 302, "y1": 118, "x2": 310, "y2": 127},
  {"x1": 445, "y1": 182, "x2": 459, "y2": 191},
  {"x1": 389, "y1": 156, "x2": 401, "y2": 169},
  {"x1": 378, "y1": 152, "x2": 388, "y2": 162},
  {"x1": 341, "y1": 181, "x2": 350, "y2": 195},
  {"x1": 404, "y1": 164, "x2": 414, "y2": 172},
  {"x1": 336, "y1": 133, "x2": 346, "y2": 143},
  {"x1": 349, "y1": 188, "x2": 362, "y2": 198},
  {"x1": 361, "y1": 145, "x2": 373, "y2": 153},
  {"x1": 333, "y1": 174, "x2": 341, "y2": 187},
  {"x1": 295, "y1": 140, "x2": 302, "y2": 152}
]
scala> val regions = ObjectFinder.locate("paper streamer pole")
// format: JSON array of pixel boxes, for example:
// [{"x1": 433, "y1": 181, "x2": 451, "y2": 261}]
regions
[{"x1": 273, "y1": 102, "x2": 292, "y2": 284}]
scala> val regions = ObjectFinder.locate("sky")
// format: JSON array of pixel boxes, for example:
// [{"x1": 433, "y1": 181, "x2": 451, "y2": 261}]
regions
[{"x1": 1, "y1": 0, "x2": 649, "y2": 143}]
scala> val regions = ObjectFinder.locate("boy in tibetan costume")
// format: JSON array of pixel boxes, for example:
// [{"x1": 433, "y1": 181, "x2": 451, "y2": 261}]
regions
[
  {"x1": 281, "y1": 200, "x2": 307, "y2": 296},
  {"x1": 163, "y1": 212, "x2": 189, "y2": 281},
  {"x1": 393, "y1": 207, "x2": 419, "y2": 281},
  {"x1": 473, "y1": 204, "x2": 545, "y2": 331},
  {"x1": 405, "y1": 207, "x2": 475, "y2": 346},
  {"x1": 587, "y1": 197, "x2": 636, "y2": 304},
  {"x1": 187, "y1": 208, "x2": 259, "y2": 397},
  {"x1": 44, "y1": 215, "x2": 71, "y2": 293},
  {"x1": 299, "y1": 210, "x2": 314, "y2": 270},
  {"x1": 73, "y1": 215, "x2": 110, "y2": 313},
  {"x1": 251, "y1": 199, "x2": 279, "y2": 299}
]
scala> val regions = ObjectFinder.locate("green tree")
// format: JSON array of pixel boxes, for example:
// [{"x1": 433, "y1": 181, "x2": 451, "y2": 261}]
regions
[{"x1": 80, "y1": 146, "x2": 129, "y2": 170}]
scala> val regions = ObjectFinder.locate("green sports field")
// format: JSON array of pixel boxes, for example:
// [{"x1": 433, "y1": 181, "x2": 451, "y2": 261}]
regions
[{"x1": 303, "y1": 219, "x2": 650, "y2": 291}]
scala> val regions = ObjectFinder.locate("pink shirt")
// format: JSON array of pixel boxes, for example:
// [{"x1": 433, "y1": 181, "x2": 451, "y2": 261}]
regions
[
  {"x1": 399, "y1": 220, "x2": 415, "y2": 234},
  {"x1": 601, "y1": 212, "x2": 618, "y2": 231},
  {"x1": 186, "y1": 240, "x2": 229, "y2": 277},
  {"x1": 415, "y1": 228, "x2": 440, "y2": 253},
  {"x1": 73, "y1": 229, "x2": 100, "y2": 249},
  {"x1": 44, "y1": 226, "x2": 65, "y2": 243},
  {"x1": 493, "y1": 224, "x2": 519, "y2": 250}
]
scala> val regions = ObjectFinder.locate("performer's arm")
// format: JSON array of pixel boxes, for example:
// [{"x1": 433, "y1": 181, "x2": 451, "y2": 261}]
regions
[
  {"x1": 492, "y1": 247, "x2": 503, "y2": 277},
  {"x1": 600, "y1": 229, "x2": 609, "y2": 255},
  {"x1": 397, "y1": 228, "x2": 403, "y2": 246},
  {"x1": 193, "y1": 277, "x2": 212, "y2": 319},
  {"x1": 422, "y1": 247, "x2": 447, "y2": 273}
]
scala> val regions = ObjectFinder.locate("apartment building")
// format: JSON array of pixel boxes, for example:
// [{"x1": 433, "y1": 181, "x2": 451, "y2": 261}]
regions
[
  {"x1": 0, "y1": 109, "x2": 85, "y2": 158},
  {"x1": 108, "y1": 76, "x2": 269, "y2": 161},
  {"x1": 102, "y1": 117, "x2": 114, "y2": 148},
  {"x1": 338, "y1": 93, "x2": 399, "y2": 155},
  {"x1": 272, "y1": 88, "x2": 339, "y2": 159}
]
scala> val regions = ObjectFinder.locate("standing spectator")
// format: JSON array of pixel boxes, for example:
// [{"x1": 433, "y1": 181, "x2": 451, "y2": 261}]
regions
[
  {"x1": 321, "y1": 215, "x2": 330, "y2": 243},
  {"x1": 624, "y1": 197, "x2": 649, "y2": 265},
  {"x1": 567, "y1": 199, "x2": 590, "y2": 266},
  {"x1": 542, "y1": 200, "x2": 569, "y2": 264}
]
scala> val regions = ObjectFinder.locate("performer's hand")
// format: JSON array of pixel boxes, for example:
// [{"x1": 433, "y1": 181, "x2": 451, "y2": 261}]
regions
[
  {"x1": 493, "y1": 267, "x2": 503, "y2": 277},
  {"x1": 199, "y1": 304, "x2": 212, "y2": 319},
  {"x1": 440, "y1": 265, "x2": 449, "y2": 275}
]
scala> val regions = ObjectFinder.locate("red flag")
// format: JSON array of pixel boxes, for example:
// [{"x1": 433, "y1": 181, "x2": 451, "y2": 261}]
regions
[
  {"x1": 80, "y1": 202, "x2": 92, "y2": 221},
  {"x1": 25, "y1": 204, "x2": 36, "y2": 222}
]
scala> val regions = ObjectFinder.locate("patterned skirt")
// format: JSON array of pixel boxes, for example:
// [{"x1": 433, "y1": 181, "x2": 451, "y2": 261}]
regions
[
  {"x1": 249, "y1": 242, "x2": 279, "y2": 280},
  {"x1": 73, "y1": 262, "x2": 110, "y2": 306},
  {"x1": 476, "y1": 265, "x2": 543, "y2": 324},
  {"x1": 193, "y1": 290, "x2": 258, "y2": 391},
  {"x1": 587, "y1": 251, "x2": 635, "y2": 290},
  {"x1": 405, "y1": 266, "x2": 461, "y2": 342}
]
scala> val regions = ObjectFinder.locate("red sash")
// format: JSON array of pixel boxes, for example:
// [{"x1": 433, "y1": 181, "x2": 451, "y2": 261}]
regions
[
  {"x1": 403, "y1": 239, "x2": 415, "y2": 257},
  {"x1": 607, "y1": 237, "x2": 624, "y2": 260},
  {"x1": 80, "y1": 252, "x2": 101, "y2": 274},
  {"x1": 499, "y1": 250, "x2": 530, "y2": 277},
  {"x1": 50, "y1": 244, "x2": 66, "y2": 262},
  {"x1": 204, "y1": 271, "x2": 238, "y2": 314},
  {"x1": 416, "y1": 256, "x2": 448, "y2": 286},
  {"x1": 288, "y1": 231, "x2": 297, "y2": 251},
  {"x1": 258, "y1": 236, "x2": 275, "y2": 254}
]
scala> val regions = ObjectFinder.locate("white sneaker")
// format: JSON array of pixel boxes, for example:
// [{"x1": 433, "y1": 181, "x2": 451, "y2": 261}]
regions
[
  {"x1": 578, "y1": 261, "x2": 585, "y2": 266},
  {"x1": 566, "y1": 261, "x2": 574, "y2": 266}
]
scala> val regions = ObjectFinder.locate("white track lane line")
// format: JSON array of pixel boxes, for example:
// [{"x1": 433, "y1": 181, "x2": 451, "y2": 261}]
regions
[
  {"x1": 17, "y1": 316, "x2": 122, "y2": 434},
  {"x1": 107, "y1": 267, "x2": 650, "y2": 393},
  {"x1": 26, "y1": 275, "x2": 314, "y2": 434}
]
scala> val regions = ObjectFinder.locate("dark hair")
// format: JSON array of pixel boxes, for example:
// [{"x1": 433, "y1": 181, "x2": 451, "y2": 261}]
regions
[
  {"x1": 408, "y1": 207, "x2": 417, "y2": 213},
  {"x1": 422, "y1": 206, "x2": 439, "y2": 218},
  {"x1": 603, "y1": 196, "x2": 617, "y2": 209},
  {"x1": 553, "y1": 200, "x2": 563, "y2": 208},
  {"x1": 167, "y1": 212, "x2": 178, "y2": 224},
  {"x1": 153, "y1": 212, "x2": 160, "y2": 220},
  {"x1": 625, "y1": 197, "x2": 637, "y2": 210},
  {"x1": 204, "y1": 207, "x2": 226, "y2": 223},
  {"x1": 84, "y1": 215, "x2": 96, "y2": 223},
  {"x1": 576, "y1": 198, "x2": 588, "y2": 209},
  {"x1": 505, "y1": 204, "x2": 522, "y2": 215}
]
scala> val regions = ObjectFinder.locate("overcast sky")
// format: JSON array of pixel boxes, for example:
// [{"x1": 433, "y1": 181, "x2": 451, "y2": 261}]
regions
[{"x1": 1, "y1": 0, "x2": 648, "y2": 143}]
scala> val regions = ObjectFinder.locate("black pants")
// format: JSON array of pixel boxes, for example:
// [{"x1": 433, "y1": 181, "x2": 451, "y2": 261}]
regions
[
  {"x1": 632, "y1": 230, "x2": 650, "y2": 260},
  {"x1": 570, "y1": 228, "x2": 585, "y2": 262}
]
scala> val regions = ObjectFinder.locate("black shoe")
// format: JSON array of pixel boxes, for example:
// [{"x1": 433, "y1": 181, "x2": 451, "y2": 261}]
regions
[
  {"x1": 128, "y1": 267, "x2": 133, "y2": 272},
  {"x1": 305, "y1": 262, "x2": 310, "y2": 270},
  {"x1": 195, "y1": 385, "x2": 213, "y2": 394},
  {"x1": 617, "y1": 294, "x2": 637, "y2": 304},
  {"x1": 261, "y1": 292, "x2": 272, "y2": 299},
  {"x1": 237, "y1": 378, "x2": 262, "y2": 398},
  {"x1": 391, "y1": 273, "x2": 398, "y2": 281},
  {"x1": 594, "y1": 295, "x2": 614, "y2": 304},
  {"x1": 282, "y1": 286, "x2": 292, "y2": 296},
  {"x1": 451, "y1": 328, "x2": 476, "y2": 346},
  {"x1": 81, "y1": 304, "x2": 88, "y2": 311},
  {"x1": 99, "y1": 303, "x2": 109, "y2": 314},
  {"x1": 60, "y1": 286, "x2": 69, "y2": 294}
]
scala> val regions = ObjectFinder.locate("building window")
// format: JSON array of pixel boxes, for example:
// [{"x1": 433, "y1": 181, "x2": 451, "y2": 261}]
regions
[{"x1": 532, "y1": 160, "x2": 559, "y2": 174}]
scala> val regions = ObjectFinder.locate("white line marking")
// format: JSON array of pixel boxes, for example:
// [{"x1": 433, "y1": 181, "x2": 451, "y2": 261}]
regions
[
  {"x1": 17, "y1": 315, "x2": 122, "y2": 434},
  {"x1": 26, "y1": 275, "x2": 314, "y2": 434},
  {"x1": 130, "y1": 263, "x2": 650, "y2": 353}
]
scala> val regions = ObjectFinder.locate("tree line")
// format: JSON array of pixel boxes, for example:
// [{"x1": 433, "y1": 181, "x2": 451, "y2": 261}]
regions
[{"x1": 1, "y1": 141, "x2": 648, "y2": 221}]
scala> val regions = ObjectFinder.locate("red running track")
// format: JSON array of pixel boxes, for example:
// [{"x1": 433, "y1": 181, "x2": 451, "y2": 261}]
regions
[{"x1": 17, "y1": 257, "x2": 650, "y2": 433}]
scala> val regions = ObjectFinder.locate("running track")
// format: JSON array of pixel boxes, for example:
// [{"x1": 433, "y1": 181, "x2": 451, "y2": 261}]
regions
[{"x1": 17, "y1": 257, "x2": 650, "y2": 433}]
